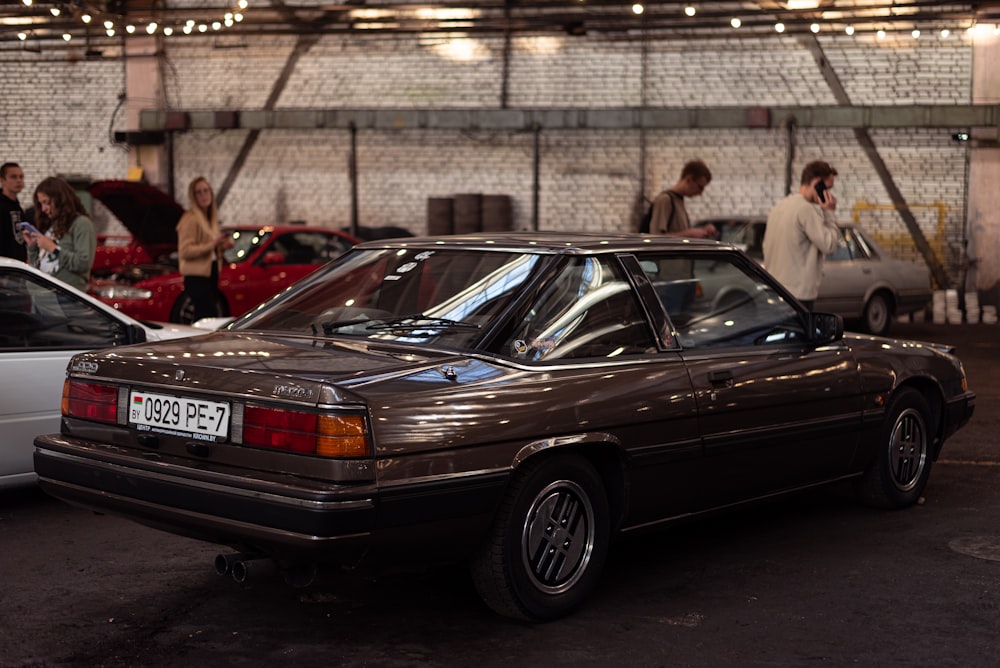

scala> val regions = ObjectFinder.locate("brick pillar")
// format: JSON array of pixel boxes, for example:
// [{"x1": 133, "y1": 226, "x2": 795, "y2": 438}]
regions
[
  {"x1": 968, "y1": 20, "x2": 1000, "y2": 305},
  {"x1": 125, "y1": 36, "x2": 170, "y2": 191}
]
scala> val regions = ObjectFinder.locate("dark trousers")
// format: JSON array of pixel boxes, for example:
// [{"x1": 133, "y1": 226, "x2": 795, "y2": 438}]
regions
[{"x1": 184, "y1": 265, "x2": 220, "y2": 321}]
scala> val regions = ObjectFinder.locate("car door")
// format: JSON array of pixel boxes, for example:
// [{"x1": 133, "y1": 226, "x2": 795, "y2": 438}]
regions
[
  {"x1": 816, "y1": 226, "x2": 870, "y2": 317},
  {"x1": 485, "y1": 253, "x2": 705, "y2": 526},
  {"x1": 0, "y1": 266, "x2": 134, "y2": 487},
  {"x1": 635, "y1": 251, "x2": 865, "y2": 509},
  {"x1": 221, "y1": 230, "x2": 350, "y2": 316}
]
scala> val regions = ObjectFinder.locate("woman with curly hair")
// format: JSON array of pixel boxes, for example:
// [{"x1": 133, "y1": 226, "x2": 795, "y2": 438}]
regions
[{"x1": 22, "y1": 176, "x2": 96, "y2": 291}]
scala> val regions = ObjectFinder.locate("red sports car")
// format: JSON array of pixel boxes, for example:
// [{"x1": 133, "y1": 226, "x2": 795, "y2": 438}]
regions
[{"x1": 87, "y1": 180, "x2": 359, "y2": 323}]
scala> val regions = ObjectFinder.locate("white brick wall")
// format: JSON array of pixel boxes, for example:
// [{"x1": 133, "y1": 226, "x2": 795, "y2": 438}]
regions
[
  {"x1": 0, "y1": 51, "x2": 128, "y2": 225},
  {"x1": 0, "y1": 31, "x2": 977, "y2": 286}
]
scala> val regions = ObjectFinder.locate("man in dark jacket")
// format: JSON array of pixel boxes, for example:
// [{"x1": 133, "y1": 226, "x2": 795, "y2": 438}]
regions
[{"x1": 0, "y1": 162, "x2": 28, "y2": 262}]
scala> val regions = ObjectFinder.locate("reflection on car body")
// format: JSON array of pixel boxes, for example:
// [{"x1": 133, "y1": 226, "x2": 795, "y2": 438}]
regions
[
  {"x1": 696, "y1": 217, "x2": 932, "y2": 336},
  {"x1": 33, "y1": 233, "x2": 974, "y2": 621},
  {"x1": 0, "y1": 257, "x2": 201, "y2": 489}
]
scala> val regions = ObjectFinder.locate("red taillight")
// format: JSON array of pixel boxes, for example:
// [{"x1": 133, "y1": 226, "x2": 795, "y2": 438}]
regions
[
  {"x1": 62, "y1": 379, "x2": 119, "y2": 424},
  {"x1": 242, "y1": 405, "x2": 371, "y2": 458}
]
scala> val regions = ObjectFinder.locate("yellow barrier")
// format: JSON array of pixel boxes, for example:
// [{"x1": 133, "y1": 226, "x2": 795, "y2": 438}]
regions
[{"x1": 850, "y1": 199, "x2": 948, "y2": 265}]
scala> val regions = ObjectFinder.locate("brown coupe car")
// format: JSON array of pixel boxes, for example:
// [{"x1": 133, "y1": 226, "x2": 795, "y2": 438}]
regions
[{"x1": 34, "y1": 233, "x2": 974, "y2": 621}]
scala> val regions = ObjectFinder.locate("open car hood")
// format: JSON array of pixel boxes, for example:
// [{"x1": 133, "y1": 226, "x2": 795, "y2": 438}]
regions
[{"x1": 88, "y1": 180, "x2": 182, "y2": 247}]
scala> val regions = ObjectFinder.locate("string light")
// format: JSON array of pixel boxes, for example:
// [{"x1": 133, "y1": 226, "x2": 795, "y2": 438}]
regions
[{"x1": 0, "y1": 2, "x2": 982, "y2": 45}]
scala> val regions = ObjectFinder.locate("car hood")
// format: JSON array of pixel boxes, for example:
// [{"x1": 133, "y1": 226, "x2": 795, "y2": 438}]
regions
[
  {"x1": 88, "y1": 180, "x2": 182, "y2": 247},
  {"x1": 69, "y1": 331, "x2": 467, "y2": 401}
]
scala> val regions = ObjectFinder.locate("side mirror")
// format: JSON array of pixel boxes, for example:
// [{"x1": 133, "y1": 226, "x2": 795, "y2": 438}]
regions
[
  {"x1": 811, "y1": 312, "x2": 844, "y2": 344},
  {"x1": 126, "y1": 323, "x2": 148, "y2": 344}
]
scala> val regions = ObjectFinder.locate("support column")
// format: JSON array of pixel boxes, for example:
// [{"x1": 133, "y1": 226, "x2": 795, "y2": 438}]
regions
[
  {"x1": 124, "y1": 35, "x2": 170, "y2": 192},
  {"x1": 968, "y1": 21, "x2": 1000, "y2": 305}
]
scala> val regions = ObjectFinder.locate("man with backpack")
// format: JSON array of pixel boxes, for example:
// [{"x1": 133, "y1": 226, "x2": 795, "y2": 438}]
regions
[{"x1": 641, "y1": 159, "x2": 717, "y2": 238}]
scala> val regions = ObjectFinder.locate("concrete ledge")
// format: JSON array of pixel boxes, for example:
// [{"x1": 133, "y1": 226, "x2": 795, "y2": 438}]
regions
[{"x1": 139, "y1": 104, "x2": 1000, "y2": 132}]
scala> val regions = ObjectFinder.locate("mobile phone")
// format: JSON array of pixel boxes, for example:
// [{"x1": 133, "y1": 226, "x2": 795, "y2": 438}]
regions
[
  {"x1": 814, "y1": 180, "x2": 827, "y2": 203},
  {"x1": 19, "y1": 221, "x2": 41, "y2": 236}
]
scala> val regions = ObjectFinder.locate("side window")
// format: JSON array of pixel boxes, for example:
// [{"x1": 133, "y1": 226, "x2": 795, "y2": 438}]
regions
[
  {"x1": 639, "y1": 253, "x2": 805, "y2": 349},
  {"x1": 0, "y1": 270, "x2": 128, "y2": 349},
  {"x1": 498, "y1": 256, "x2": 656, "y2": 361},
  {"x1": 827, "y1": 228, "x2": 858, "y2": 261},
  {"x1": 271, "y1": 233, "x2": 324, "y2": 265}
]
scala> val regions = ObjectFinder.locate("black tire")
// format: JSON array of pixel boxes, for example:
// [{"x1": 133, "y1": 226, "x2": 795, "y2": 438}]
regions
[
  {"x1": 855, "y1": 388, "x2": 935, "y2": 509},
  {"x1": 171, "y1": 292, "x2": 225, "y2": 324},
  {"x1": 863, "y1": 292, "x2": 892, "y2": 336},
  {"x1": 471, "y1": 455, "x2": 610, "y2": 621}
]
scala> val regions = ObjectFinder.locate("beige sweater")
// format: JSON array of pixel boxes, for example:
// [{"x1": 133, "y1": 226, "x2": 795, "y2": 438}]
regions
[{"x1": 176, "y1": 208, "x2": 221, "y2": 278}]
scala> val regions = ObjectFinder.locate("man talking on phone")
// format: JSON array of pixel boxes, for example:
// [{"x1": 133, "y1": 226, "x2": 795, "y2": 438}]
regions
[{"x1": 762, "y1": 160, "x2": 841, "y2": 311}]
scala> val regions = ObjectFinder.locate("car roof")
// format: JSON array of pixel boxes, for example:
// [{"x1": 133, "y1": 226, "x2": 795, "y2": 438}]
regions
[{"x1": 353, "y1": 231, "x2": 723, "y2": 254}]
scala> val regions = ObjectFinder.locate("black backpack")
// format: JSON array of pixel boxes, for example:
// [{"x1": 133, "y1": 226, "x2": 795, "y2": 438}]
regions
[
  {"x1": 639, "y1": 201, "x2": 654, "y2": 234},
  {"x1": 638, "y1": 191, "x2": 676, "y2": 234}
]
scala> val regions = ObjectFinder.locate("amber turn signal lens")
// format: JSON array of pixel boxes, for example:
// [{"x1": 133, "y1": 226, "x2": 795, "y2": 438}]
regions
[{"x1": 317, "y1": 414, "x2": 370, "y2": 458}]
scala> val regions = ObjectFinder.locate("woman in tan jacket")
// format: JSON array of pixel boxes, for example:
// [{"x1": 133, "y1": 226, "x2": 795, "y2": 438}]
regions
[{"x1": 176, "y1": 176, "x2": 233, "y2": 322}]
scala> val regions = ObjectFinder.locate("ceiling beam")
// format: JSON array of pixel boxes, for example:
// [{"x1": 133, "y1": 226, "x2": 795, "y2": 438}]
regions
[{"x1": 139, "y1": 104, "x2": 1000, "y2": 133}]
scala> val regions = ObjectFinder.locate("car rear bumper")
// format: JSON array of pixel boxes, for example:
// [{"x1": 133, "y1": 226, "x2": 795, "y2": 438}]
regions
[
  {"x1": 34, "y1": 433, "x2": 509, "y2": 566},
  {"x1": 895, "y1": 290, "x2": 932, "y2": 315},
  {"x1": 34, "y1": 433, "x2": 378, "y2": 561}
]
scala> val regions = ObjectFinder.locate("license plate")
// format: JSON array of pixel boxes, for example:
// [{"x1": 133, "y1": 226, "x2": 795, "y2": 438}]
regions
[{"x1": 129, "y1": 391, "x2": 230, "y2": 440}]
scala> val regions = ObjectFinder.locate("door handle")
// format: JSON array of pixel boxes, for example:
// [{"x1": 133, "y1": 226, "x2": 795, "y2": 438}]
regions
[{"x1": 707, "y1": 369, "x2": 734, "y2": 387}]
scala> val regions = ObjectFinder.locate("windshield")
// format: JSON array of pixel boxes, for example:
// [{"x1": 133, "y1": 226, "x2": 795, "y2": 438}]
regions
[
  {"x1": 223, "y1": 229, "x2": 273, "y2": 264},
  {"x1": 234, "y1": 247, "x2": 544, "y2": 349}
]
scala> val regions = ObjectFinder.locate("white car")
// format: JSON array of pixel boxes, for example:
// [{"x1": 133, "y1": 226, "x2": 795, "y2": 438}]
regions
[
  {"x1": 697, "y1": 217, "x2": 932, "y2": 336},
  {"x1": 0, "y1": 257, "x2": 203, "y2": 489}
]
